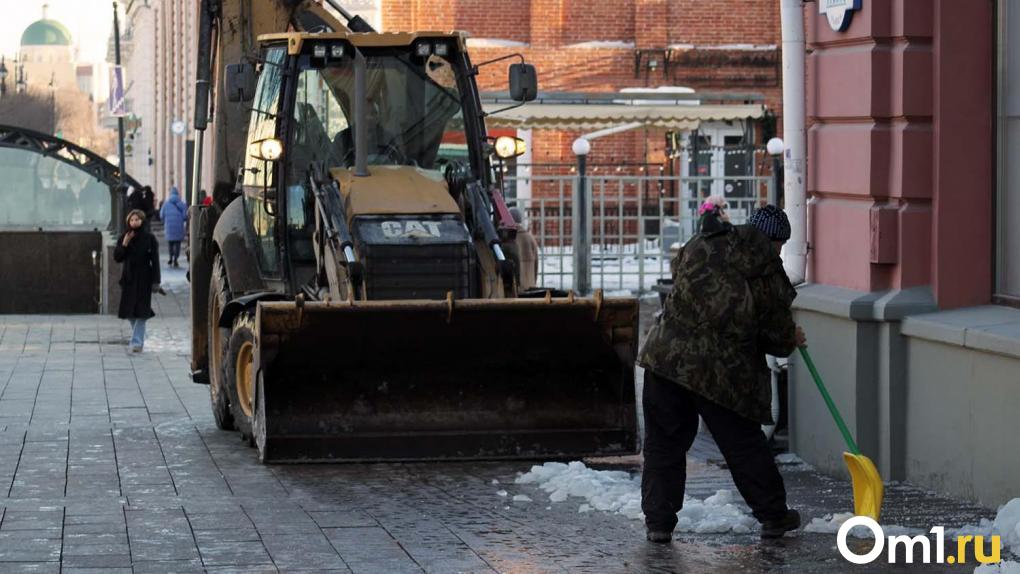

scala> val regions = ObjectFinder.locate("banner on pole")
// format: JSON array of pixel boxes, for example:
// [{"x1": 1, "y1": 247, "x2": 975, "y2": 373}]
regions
[{"x1": 109, "y1": 65, "x2": 127, "y2": 117}]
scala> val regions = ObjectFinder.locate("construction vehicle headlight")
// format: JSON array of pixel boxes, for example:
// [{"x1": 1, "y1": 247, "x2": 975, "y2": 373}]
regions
[
  {"x1": 415, "y1": 42, "x2": 432, "y2": 57},
  {"x1": 249, "y1": 138, "x2": 284, "y2": 161},
  {"x1": 494, "y1": 136, "x2": 527, "y2": 159},
  {"x1": 330, "y1": 44, "x2": 345, "y2": 58},
  {"x1": 313, "y1": 44, "x2": 328, "y2": 59},
  {"x1": 434, "y1": 43, "x2": 450, "y2": 57}
]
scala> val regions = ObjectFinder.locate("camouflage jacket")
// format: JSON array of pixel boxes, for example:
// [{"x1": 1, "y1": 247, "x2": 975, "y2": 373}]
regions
[{"x1": 638, "y1": 224, "x2": 798, "y2": 424}]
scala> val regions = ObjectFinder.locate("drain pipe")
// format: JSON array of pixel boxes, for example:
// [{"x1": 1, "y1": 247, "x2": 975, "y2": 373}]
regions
[{"x1": 780, "y1": 0, "x2": 808, "y2": 285}]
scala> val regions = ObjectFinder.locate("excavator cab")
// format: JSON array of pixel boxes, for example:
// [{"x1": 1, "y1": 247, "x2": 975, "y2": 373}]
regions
[{"x1": 195, "y1": 28, "x2": 639, "y2": 462}]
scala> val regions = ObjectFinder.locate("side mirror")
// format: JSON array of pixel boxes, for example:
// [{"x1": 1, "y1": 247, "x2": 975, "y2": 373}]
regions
[
  {"x1": 225, "y1": 63, "x2": 256, "y2": 103},
  {"x1": 509, "y1": 63, "x2": 537, "y2": 102}
]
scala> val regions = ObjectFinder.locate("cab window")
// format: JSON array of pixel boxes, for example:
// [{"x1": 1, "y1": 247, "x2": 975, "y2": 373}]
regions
[{"x1": 243, "y1": 46, "x2": 286, "y2": 275}]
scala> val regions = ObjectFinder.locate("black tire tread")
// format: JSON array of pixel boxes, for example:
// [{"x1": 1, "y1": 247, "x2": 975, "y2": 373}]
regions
[{"x1": 209, "y1": 253, "x2": 234, "y2": 431}]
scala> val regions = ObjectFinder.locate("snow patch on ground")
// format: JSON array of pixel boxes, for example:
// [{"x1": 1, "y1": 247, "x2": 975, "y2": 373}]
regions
[
  {"x1": 804, "y1": 513, "x2": 923, "y2": 538},
  {"x1": 952, "y1": 498, "x2": 1020, "y2": 556},
  {"x1": 774, "y1": 453, "x2": 813, "y2": 470},
  {"x1": 604, "y1": 289, "x2": 635, "y2": 297},
  {"x1": 513, "y1": 494, "x2": 532, "y2": 503},
  {"x1": 514, "y1": 461, "x2": 756, "y2": 533},
  {"x1": 975, "y1": 561, "x2": 1020, "y2": 574}
]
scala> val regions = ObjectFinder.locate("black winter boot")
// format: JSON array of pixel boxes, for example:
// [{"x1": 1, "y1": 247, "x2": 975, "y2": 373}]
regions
[
  {"x1": 646, "y1": 530, "x2": 673, "y2": 543},
  {"x1": 761, "y1": 509, "x2": 801, "y2": 539}
]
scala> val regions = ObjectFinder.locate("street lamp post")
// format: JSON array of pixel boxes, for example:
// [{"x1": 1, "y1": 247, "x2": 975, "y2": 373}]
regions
[
  {"x1": 572, "y1": 137, "x2": 592, "y2": 295},
  {"x1": 113, "y1": 1, "x2": 127, "y2": 234},
  {"x1": 0, "y1": 57, "x2": 8, "y2": 99},
  {"x1": 49, "y1": 74, "x2": 56, "y2": 136},
  {"x1": 15, "y1": 54, "x2": 26, "y2": 94},
  {"x1": 766, "y1": 137, "x2": 785, "y2": 208}
]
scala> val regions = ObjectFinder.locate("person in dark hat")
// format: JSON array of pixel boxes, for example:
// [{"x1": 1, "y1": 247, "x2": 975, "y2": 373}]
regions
[
  {"x1": 126, "y1": 185, "x2": 157, "y2": 232},
  {"x1": 637, "y1": 204, "x2": 806, "y2": 543}
]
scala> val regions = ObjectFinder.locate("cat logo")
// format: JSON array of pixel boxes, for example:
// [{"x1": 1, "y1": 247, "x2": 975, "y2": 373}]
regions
[{"x1": 381, "y1": 220, "x2": 442, "y2": 239}]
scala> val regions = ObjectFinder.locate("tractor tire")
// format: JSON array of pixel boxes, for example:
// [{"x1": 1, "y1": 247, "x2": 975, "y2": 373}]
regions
[
  {"x1": 225, "y1": 311, "x2": 257, "y2": 446},
  {"x1": 208, "y1": 253, "x2": 234, "y2": 431}
]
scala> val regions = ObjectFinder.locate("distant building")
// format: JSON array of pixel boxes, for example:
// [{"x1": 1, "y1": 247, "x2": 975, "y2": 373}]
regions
[
  {"x1": 76, "y1": 64, "x2": 94, "y2": 98},
  {"x1": 19, "y1": 5, "x2": 77, "y2": 92},
  {"x1": 113, "y1": 1, "x2": 156, "y2": 190}
]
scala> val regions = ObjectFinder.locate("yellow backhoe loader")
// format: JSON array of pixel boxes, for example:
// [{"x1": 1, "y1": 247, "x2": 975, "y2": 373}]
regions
[{"x1": 187, "y1": 0, "x2": 639, "y2": 462}]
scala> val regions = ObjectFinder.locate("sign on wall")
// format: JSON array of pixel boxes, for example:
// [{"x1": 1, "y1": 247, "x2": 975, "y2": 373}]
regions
[{"x1": 819, "y1": 0, "x2": 862, "y2": 32}]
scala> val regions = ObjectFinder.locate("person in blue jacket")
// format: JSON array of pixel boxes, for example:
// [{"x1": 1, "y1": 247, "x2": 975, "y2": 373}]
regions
[{"x1": 160, "y1": 186, "x2": 188, "y2": 267}]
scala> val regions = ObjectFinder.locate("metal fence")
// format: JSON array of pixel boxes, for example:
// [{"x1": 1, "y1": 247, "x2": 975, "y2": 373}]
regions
[{"x1": 505, "y1": 174, "x2": 776, "y2": 293}]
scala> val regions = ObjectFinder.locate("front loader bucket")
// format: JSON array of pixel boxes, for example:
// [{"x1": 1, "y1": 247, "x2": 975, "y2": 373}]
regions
[{"x1": 251, "y1": 295, "x2": 639, "y2": 462}]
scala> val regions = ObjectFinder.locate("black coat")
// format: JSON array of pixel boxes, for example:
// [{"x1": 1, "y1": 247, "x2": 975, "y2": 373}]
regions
[
  {"x1": 126, "y1": 189, "x2": 156, "y2": 220},
  {"x1": 114, "y1": 230, "x2": 161, "y2": 319}
]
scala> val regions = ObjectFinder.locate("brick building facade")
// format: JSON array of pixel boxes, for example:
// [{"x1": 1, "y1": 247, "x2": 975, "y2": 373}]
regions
[{"x1": 383, "y1": 0, "x2": 783, "y2": 188}]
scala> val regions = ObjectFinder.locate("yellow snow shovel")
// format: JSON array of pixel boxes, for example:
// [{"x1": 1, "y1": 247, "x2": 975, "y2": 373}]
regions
[{"x1": 798, "y1": 346, "x2": 884, "y2": 521}]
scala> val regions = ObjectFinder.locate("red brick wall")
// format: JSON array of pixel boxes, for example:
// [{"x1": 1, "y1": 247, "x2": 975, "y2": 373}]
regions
[
  {"x1": 561, "y1": 1, "x2": 635, "y2": 45},
  {"x1": 381, "y1": 0, "x2": 783, "y2": 205},
  {"x1": 669, "y1": 0, "x2": 778, "y2": 45}
]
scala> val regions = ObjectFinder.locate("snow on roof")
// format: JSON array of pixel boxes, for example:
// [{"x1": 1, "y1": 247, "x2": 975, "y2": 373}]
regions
[
  {"x1": 669, "y1": 43, "x2": 778, "y2": 52},
  {"x1": 564, "y1": 40, "x2": 636, "y2": 50},
  {"x1": 465, "y1": 38, "x2": 529, "y2": 49}
]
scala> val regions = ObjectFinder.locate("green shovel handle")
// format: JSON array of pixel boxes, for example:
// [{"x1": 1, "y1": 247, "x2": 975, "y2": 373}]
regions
[{"x1": 797, "y1": 346, "x2": 861, "y2": 455}]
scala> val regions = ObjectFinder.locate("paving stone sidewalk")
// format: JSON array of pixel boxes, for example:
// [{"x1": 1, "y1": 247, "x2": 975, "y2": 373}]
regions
[{"x1": 0, "y1": 255, "x2": 1001, "y2": 573}]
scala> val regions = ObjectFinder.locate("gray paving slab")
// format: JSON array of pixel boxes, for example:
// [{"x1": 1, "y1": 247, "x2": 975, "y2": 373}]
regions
[{"x1": 0, "y1": 253, "x2": 1007, "y2": 572}]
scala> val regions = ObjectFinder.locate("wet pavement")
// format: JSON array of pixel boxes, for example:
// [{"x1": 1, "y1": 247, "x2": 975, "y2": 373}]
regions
[{"x1": 0, "y1": 250, "x2": 1006, "y2": 573}]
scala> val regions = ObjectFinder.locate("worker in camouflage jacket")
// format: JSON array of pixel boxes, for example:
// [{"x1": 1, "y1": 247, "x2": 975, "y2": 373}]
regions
[{"x1": 638, "y1": 200, "x2": 806, "y2": 543}]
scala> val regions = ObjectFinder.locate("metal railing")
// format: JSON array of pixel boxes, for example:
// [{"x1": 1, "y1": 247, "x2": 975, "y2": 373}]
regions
[{"x1": 506, "y1": 174, "x2": 775, "y2": 294}]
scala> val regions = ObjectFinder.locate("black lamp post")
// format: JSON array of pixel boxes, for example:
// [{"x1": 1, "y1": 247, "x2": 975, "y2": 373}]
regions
[
  {"x1": 0, "y1": 57, "x2": 8, "y2": 99},
  {"x1": 49, "y1": 74, "x2": 57, "y2": 136},
  {"x1": 766, "y1": 137, "x2": 785, "y2": 208},
  {"x1": 15, "y1": 54, "x2": 26, "y2": 94}
]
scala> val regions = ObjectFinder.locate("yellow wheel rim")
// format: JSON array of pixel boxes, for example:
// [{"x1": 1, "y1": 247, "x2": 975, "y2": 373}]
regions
[{"x1": 235, "y1": 340, "x2": 255, "y2": 418}]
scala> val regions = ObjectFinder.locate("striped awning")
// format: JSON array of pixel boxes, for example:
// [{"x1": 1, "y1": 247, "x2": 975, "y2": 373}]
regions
[{"x1": 482, "y1": 103, "x2": 765, "y2": 130}]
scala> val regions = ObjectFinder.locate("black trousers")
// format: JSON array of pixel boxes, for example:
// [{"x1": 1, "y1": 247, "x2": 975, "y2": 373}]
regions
[{"x1": 641, "y1": 370, "x2": 788, "y2": 532}]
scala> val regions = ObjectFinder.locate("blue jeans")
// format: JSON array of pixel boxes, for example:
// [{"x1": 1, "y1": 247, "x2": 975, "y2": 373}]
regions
[
  {"x1": 129, "y1": 318, "x2": 147, "y2": 349},
  {"x1": 168, "y1": 241, "x2": 181, "y2": 263}
]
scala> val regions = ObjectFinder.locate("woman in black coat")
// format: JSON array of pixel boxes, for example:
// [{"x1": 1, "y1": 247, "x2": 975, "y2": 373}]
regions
[{"x1": 114, "y1": 209, "x2": 161, "y2": 352}]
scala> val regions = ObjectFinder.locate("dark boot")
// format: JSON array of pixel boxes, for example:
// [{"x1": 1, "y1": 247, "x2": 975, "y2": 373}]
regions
[
  {"x1": 761, "y1": 509, "x2": 800, "y2": 539},
  {"x1": 646, "y1": 530, "x2": 673, "y2": 543}
]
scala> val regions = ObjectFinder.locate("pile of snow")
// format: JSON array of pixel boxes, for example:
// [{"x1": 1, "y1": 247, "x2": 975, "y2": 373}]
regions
[
  {"x1": 515, "y1": 461, "x2": 642, "y2": 519},
  {"x1": 804, "y1": 513, "x2": 922, "y2": 538},
  {"x1": 975, "y1": 561, "x2": 1020, "y2": 574},
  {"x1": 807, "y1": 497, "x2": 1020, "y2": 560},
  {"x1": 952, "y1": 498, "x2": 1020, "y2": 556},
  {"x1": 514, "y1": 461, "x2": 755, "y2": 534}
]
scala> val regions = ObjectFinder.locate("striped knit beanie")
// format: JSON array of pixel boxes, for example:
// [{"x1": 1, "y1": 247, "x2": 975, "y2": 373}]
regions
[{"x1": 749, "y1": 205, "x2": 791, "y2": 241}]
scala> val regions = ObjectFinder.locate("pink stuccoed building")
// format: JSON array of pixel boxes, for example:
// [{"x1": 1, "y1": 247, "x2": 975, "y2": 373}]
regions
[{"x1": 790, "y1": 0, "x2": 1020, "y2": 508}]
